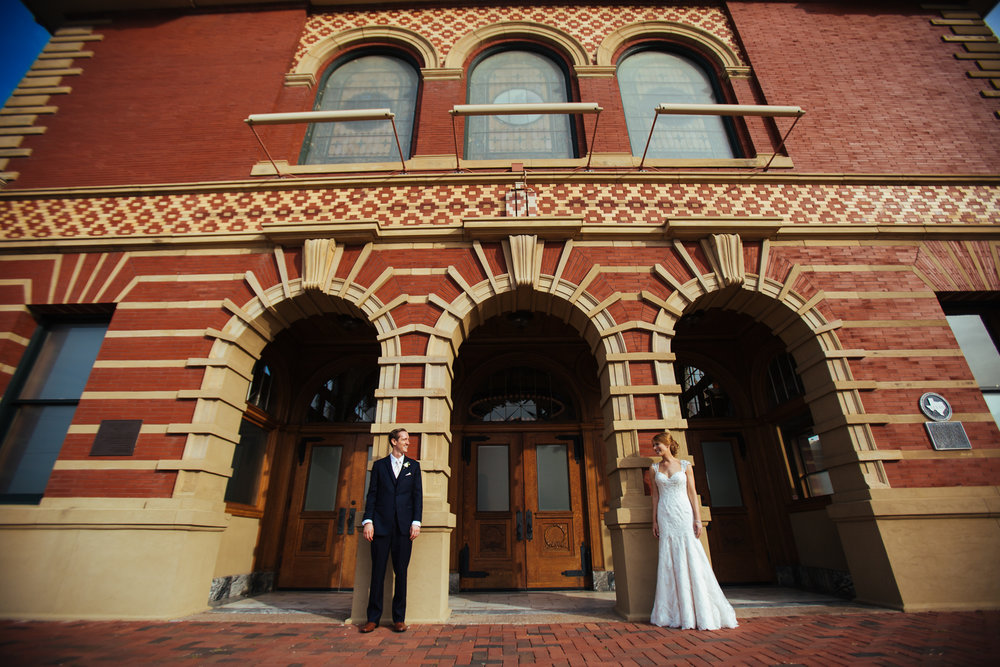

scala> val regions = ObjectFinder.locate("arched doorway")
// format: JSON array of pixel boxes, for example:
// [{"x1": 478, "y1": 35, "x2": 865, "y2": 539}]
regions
[
  {"x1": 247, "y1": 313, "x2": 381, "y2": 591},
  {"x1": 449, "y1": 311, "x2": 607, "y2": 590},
  {"x1": 673, "y1": 307, "x2": 849, "y2": 593}
]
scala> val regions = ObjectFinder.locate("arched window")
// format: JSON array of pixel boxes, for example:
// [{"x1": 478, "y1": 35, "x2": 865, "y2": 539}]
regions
[
  {"x1": 617, "y1": 49, "x2": 737, "y2": 159},
  {"x1": 766, "y1": 352, "x2": 805, "y2": 409},
  {"x1": 676, "y1": 364, "x2": 734, "y2": 419},
  {"x1": 306, "y1": 368, "x2": 377, "y2": 423},
  {"x1": 468, "y1": 366, "x2": 576, "y2": 422},
  {"x1": 465, "y1": 49, "x2": 573, "y2": 160},
  {"x1": 301, "y1": 53, "x2": 419, "y2": 164}
]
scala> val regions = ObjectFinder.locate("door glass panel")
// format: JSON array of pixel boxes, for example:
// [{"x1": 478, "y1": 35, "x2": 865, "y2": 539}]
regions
[
  {"x1": 535, "y1": 443, "x2": 570, "y2": 511},
  {"x1": 702, "y1": 440, "x2": 742, "y2": 507},
  {"x1": 477, "y1": 444, "x2": 509, "y2": 511},
  {"x1": 304, "y1": 446, "x2": 342, "y2": 511}
]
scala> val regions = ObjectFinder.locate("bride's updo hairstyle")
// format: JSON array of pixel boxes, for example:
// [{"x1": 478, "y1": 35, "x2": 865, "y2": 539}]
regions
[{"x1": 652, "y1": 431, "x2": 680, "y2": 456}]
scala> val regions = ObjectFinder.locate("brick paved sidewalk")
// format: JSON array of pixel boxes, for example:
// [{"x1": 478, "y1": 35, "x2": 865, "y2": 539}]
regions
[{"x1": 1, "y1": 610, "x2": 998, "y2": 666}]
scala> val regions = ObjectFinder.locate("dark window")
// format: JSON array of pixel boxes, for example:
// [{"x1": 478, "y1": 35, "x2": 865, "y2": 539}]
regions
[
  {"x1": 766, "y1": 352, "x2": 805, "y2": 408},
  {"x1": 0, "y1": 319, "x2": 108, "y2": 503},
  {"x1": 676, "y1": 364, "x2": 733, "y2": 419},
  {"x1": 225, "y1": 360, "x2": 276, "y2": 508},
  {"x1": 465, "y1": 49, "x2": 573, "y2": 160},
  {"x1": 778, "y1": 415, "x2": 832, "y2": 499},
  {"x1": 301, "y1": 53, "x2": 419, "y2": 164},
  {"x1": 617, "y1": 49, "x2": 737, "y2": 159},
  {"x1": 468, "y1": 366, "x2": 575, "y2": 422},
  {"x1": 306, "y1": 368, "x2": 377, "y2": 423},
  {"x1": 224, "y1": 419, "x2": 269, "y2": 506},
  {"x1": 246, "y1": 360, "x2": 273, "y2": 413}
]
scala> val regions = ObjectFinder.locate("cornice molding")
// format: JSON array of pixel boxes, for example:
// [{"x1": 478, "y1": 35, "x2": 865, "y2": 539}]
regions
[
  {"x1": 2, "y1": 217, "x2": 999, "y2": 254},
  {"x1": 4, "y1": 173, "x2": 1000, "y2": 200}
]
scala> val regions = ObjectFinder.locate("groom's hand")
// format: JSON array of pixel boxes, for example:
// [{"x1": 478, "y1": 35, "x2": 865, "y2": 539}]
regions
[
  {"x1": 363, "y1": 523, "x2": 374, "y2": 542},
  {"x1": 410, "y1": 524, "x2": 420, "y2": 540}
]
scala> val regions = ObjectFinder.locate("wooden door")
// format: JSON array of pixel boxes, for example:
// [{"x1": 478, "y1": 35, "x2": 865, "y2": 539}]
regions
[
  {"x1": 459, "y1": 432, "x2": 587, "y2": 590},
  {"x1": 278, "y1": 433, "x2": 370, "y2": 589},
  {"x1": 522, "y1": 433, "x2": 586, "y2": 588},
  {"x1": 687, "y1": 430, "x2": 772, "y2": 583}
]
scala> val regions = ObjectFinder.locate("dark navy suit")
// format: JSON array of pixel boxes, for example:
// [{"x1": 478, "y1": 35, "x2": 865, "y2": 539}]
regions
[{"x1": 362, "y1": 454, "x2": 422, "y2": 624}]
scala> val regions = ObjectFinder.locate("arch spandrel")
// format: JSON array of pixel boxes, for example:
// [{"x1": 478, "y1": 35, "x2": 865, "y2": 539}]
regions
[
  {"x1": 445, "y1": 21, "x2": 590, "y2": 70},
  {"x1": 292, "y1": 25, "x2": 440, "y2": 83},
  {"x1": 596, "y1": 20, "x2": 746, "y2": 73}
]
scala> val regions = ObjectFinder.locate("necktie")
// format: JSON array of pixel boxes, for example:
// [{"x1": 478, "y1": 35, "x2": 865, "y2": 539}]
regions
[{"x1": 393, "y1": 457, "x2": 401, "y2": 478}]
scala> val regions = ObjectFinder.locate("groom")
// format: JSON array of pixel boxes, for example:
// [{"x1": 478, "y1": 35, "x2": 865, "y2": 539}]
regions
[{"x1": 359, "y1": 428, "x2": 422, "y2": 633}]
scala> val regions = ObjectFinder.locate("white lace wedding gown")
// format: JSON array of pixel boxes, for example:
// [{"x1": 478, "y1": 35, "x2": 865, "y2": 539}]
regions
[{"x1": 650, "y1": 460, "x2": 738, "y2": 630}]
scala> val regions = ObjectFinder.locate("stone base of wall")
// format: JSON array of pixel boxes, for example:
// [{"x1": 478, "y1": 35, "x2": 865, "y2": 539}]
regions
[
  {"x1": 776, "y1": 565, "x2": 855, "y2": 599},
  {"x1": 591, "y1": 570, "x2": 615, "y2": 592},
  {"x1": 209, "y1": 572, "x2": 275, "y2": 606}
]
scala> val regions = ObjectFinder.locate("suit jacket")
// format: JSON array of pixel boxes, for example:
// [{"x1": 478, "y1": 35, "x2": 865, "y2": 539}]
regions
[{"x1": 362, "y1": 455, "x2": 423, "y2": 536}]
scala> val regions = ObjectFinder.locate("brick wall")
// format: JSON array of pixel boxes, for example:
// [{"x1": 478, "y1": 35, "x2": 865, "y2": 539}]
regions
[
  {"x1": 727, "y1": 1, "x2": 1000, "y2": 173},
  {"x1": 12, "y1": 8, "x2": 307, "y2": 188}
]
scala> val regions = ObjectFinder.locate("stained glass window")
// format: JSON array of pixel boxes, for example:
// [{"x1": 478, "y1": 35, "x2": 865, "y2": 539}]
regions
[
  {"x1": 618, "y1": 49, "x2": 737, "y2": 159},
  {"x1": 465, "y1": 50, "x2": 573, "y2": 160},
  {"x1": 301, "y1": 54, "x2": 418, "y2": 164}
]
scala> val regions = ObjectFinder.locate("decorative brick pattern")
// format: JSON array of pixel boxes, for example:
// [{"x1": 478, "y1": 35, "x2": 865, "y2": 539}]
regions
[
  {"x1": 294, "y1": 4, "x2": 743, "y2": 67},
  {"x1": 1, "y1": 183, "x2": 997, "y2": 240}
]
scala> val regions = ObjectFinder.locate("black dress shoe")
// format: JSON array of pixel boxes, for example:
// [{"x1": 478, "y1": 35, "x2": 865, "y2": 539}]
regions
[
  {"x1": 360, "y1": 621, "x2": 377, "y2": 633},
  {"x1": 392, "y1": 622, "x2": 408, "y2": 632}
]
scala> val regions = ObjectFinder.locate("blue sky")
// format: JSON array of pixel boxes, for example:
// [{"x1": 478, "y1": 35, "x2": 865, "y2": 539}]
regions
[
  {"x1": 1, "y1": 1, "x2": 999, "y2": 107},
  {"x1": 1, "y1": 0, "x2": 50, "y2": 106}
]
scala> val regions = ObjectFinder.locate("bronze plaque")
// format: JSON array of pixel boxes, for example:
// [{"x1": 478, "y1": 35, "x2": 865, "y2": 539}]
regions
[{"x1": 89, "y1": 419, "x2": 142, "y2": 456}]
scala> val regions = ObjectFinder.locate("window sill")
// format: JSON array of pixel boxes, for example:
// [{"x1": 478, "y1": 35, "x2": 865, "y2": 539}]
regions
[{"x1": 250, "y1": 153, "x2": 793, "y2": 177}]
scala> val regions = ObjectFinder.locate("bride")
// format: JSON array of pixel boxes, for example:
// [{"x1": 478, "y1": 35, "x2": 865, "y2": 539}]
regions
[{"x1": 649, "y1": 431, "x2": 738, "y2": 630}]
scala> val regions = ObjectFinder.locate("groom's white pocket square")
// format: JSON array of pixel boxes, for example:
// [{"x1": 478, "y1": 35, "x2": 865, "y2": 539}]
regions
[{"x1": 404, "y1": 472, "x2": 412, "y2": 476}]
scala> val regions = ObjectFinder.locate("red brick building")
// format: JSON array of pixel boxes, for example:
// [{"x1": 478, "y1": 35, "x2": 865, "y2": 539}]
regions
[{"x1": 1, "y1": 0, "x2": 998, "y2": 621}]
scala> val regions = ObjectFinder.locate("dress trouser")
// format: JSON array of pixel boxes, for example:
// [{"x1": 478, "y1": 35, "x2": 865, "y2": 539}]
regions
[{"x1": 367, "y1": 527, "x2": 412, "y2": 624}]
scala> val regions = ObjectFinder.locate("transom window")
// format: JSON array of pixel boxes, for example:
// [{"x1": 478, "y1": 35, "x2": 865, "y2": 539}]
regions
[
  {"x1": 301, "y1": 53, "x2": 419, "y2": 165},
  {"x1": 676, "y1": 364, "x2": 734, "y2": 419},
  {"x1": 766, "y1": 352, "x2": 805, "y2": 408},
  {"x1": 618, "y1": 49, "x2": 737, "y2": 159},
  {"x1": 307, "y1": 368, "x2": 378, "y2": 423},
  {"x1": 468, "y1": 366, "x2": 575, "y2": 422},
  {"x1": 465, "y1": 49, "x2": 573, "y2": 160}
]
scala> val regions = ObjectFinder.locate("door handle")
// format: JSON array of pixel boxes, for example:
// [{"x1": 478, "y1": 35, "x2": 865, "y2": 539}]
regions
[
  {"x1": 336, "y1": 507, "x2": 346, "y2": 535},
  {"x1": 526, "y1": 510, "x2": 533, "y2": 541},
  {"x1": 516, "y1": 510, "x2": 523, "y2": 541},
  {"x1": 347, "y1": 508, "x2": 356, "y2": 535}
]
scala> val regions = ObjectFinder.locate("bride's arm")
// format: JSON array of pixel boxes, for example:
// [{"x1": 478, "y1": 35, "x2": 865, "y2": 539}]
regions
[{"x1": 685, "y1": 463, "x2": 703, "y2": 538}]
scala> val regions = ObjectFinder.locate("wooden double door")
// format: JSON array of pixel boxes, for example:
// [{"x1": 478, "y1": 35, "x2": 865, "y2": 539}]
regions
[
  {"x1": 278, "y1": 432, "x2": 371, "y2": 589},
  {"x1": 459, "y1": 431, "x2": 588, "y2": 590}
]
